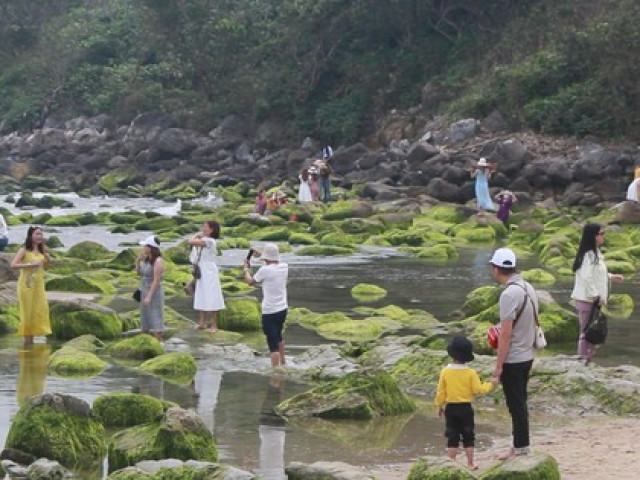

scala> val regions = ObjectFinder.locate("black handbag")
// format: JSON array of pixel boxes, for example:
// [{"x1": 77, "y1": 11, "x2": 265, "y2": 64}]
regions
[
  {"x1": 132, "y1": 289, "x2": 142, "y2": 302},
  {"x1": 191, "y1": 247, "x2": 203, "y2": 279},
  {"x1": 584, "y1": 302, "x2": 608, "y2": 345}
]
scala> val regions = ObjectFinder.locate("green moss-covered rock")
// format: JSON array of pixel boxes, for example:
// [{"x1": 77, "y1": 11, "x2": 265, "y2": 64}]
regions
[
  {"x1": 451, "y1": 224, "x2": 497, "y2": 243},
  {"x1": 108, "y1": 463, "x2": 246, "y2": 479},
  {"x1": 218, "y1": 297, "x2": 261, "y2": 331},
  {"x1": 538, "y1": 302, "x2": 578, "y2": 343},
  {"x1": 420, "y1": 205, "x2": 470, "y2": 224},
  {"x1": 93, "y1": 393, "x2": 165, "y2": 428},
  {"x1": 322, "y1": 200, "x2": 374, "y2": 220},
  {"x1": 107, "y1": 249, "x2": 137, "y2": 271},
  {"x1": 108, "y1": 407, "x2": 217, "y2": 472},
  {"x1": 5, "y1": 393, "x2": 105, "y2": 470},
  {"x1": 62, "y1": 334, "x2": 105, "y2": 352},
  {"x1": 296, "y1": 245, "x2": 355, "y2": 256},
  {"x1": 108, "y1": 335, "x2": 165, "y2": 360},
  {"x1": 46, "y1": 273, "x2": 116, "y2": 294},
  {"x1": 408, "y1": 456, "x2": 475, "y2": 480},
  {"x1": 288, "y1": 232, "x2": 319, "y2": 245},
  {"x1": 320, "y1": 231, "x2": 360, "y2": 247},
  {"x1": 339, "y1": 217, "x2": 386, "y2": 235},
  {"x1": 67, "y1": 241, "x2": 112, "y2": 261},
  {"x1": 459, "y1": 286, "x2": 501, "y2": 317},
  {"x1": 48, "y1": 346, "x2": 107, "y2": 377},
  {"x1": 479, "y1": 452, "x2": 560, "y2": 479},
  {"x1": 408, "y1": 244, "x2": 458, "y2": 261},
  {"x1": 351, "y1": 283, "x2": 387, "y2": 301},
  {"x1": 0, "y1": 303, "x2": 20, "y2": 333},
  {"x1": 250, "y1": 226, "x2": 291, "y2": 241},
  {"x1": 276, "y1": 370, "x2": 416, "y2": 420},
  {"x1": 316, "y1": 317, "x2": 402, "y2": 342},
  {"x1": 139, "y1": 352, "x2": 197, "y2": 384},
  {"x1": 99, "y1": 170, "x2": 140, "y2": 193},
  {"x1": 606, "y1": 260, "x2": 636, "y2": 274},
  {"x1": 605, "y1": 293, "x2": 634, "y2": 318},
  {"x1": 46, "y1": 257, "x2": 90, "y2": 275},
  {"x1": 521, "y1": 268, "x2": 556, "y2": 286},
  {"x1": 50, "y1": 300, "x2": 122, "y2": 340}
]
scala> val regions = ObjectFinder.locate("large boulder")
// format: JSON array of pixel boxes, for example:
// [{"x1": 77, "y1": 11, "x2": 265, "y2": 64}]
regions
[
  {"x1": 49, "y1": 300, "x2": 122, "y2": 340},
  {"x1": 108, "y1": 407, "x2": 217, "y2": 472},
  {"x1": 108, "y1": 335, "x2": 165, "y2": 360},
  {"x1": 286, "y1": 461, "x2": 376, "y2": 480},
  {"x1": 4, "y1": 393, "x2": 105, "y2": 470},
  {"x1": 48, "y1": 346, "x2": 107, "y2": 377},
  {"x1": 275, "y1": 370, "x2": 416, "y2": 420},
  {"x1": 139, "y1": 352, "x2": 197, "y2": 384},
  {"x1": 66, "y1": 240, "x2": 112, "y2": 261},
  {"x1": 481, "y1": 452, "x2": 560, "y2": 479},
  {"x1": 218, "y1": 297, "x2": 261, "y2": 331}
]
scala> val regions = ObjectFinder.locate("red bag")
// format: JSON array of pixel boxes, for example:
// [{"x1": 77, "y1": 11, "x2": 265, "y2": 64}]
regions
[{"x1": 487, "y1": 325, "x2": 501, "y2": 349}]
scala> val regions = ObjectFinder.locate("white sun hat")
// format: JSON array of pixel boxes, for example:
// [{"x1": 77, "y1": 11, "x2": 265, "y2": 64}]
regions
[
  {"x1": 139, "y1": 235, "x2": 160, "y2": 248},
  {"x1": 477, "y1": 157, "x2": 489, "y2": 167},
  {"x1": 489, "y1": 247, "x2": 517, "y2": 268},
  {"x1": 261, "y1": 243, "x2": 280, "y2": 261}
]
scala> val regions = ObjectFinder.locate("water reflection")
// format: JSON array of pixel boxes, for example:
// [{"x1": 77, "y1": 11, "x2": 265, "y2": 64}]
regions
[
  {"x1": 194, "y1": 366, "x2": 223, "y2": 431},
  {"x1": 16, "y1": 344, "x2": 51, "y2": 405},
  {"x1": 256, "y1": 377, "x2": 286, "y2": 480}
]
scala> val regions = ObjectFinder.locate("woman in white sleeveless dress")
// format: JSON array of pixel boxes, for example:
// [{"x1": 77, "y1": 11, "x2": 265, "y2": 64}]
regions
[
  {"x1": 189, "y1": 220, "x2": 225, "y2": 331},
  {"x1": 298, "y1": 168, "x2": 313, "y2": 203}
]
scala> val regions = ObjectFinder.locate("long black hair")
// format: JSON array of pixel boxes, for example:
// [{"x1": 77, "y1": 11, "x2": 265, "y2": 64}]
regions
[
  {"x1": 572, "y1": 223, "x2": 601, "y2": 272},
  {"x1": 24, "y1": 226, "x2": 46, "y2": 254}
]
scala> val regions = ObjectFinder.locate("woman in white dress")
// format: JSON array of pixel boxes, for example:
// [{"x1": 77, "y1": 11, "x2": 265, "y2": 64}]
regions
[
  {"x1": 189, "y1": 220, "x2": 225, "y2": 332},
  {"x1": 298, "y1": 168, "x2": 313, "y2": 203}
]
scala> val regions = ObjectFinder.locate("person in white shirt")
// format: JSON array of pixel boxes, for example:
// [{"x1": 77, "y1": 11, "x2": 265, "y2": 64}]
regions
[
  {"x1": 627, "y1": 177, "x2": 640, "y2": 202},
  {"x1": 0, "y1": 213, "x2": 8, "y2": 251},
  {"x1": 243, "y1": 243, "x2": 289, "y2": 367},
  {"x1": 571, "y1": 223, "x2": 624, "y2": 364}
]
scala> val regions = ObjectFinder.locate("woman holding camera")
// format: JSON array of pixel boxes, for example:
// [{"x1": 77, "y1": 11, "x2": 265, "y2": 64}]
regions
[{"x1": 189, "y1": 220, "x2": 225, "y2": 331}]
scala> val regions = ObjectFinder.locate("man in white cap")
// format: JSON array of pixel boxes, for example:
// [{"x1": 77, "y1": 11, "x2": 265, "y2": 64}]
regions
[
  {"x1": 243, "y1": 243, "x2": 289, "y2": 367},
  {"x1": 489, "y1": 247, "x2": 538, "y2": 459}
]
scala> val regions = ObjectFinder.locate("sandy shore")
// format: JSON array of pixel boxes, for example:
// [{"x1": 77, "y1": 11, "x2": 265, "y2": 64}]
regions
[{"x1": 370, "y1": 416, "x2": 640, "y2": 479}]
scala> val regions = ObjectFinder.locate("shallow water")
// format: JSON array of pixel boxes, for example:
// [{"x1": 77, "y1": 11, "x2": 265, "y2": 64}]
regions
[{"x1": 1, "y1": 196, "x2": 639, "y2": 477}]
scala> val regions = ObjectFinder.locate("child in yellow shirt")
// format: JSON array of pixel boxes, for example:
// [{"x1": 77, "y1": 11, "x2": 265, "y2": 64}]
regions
[{"x1": 435, "y1": 336, "x2": 497, "y2": 470}]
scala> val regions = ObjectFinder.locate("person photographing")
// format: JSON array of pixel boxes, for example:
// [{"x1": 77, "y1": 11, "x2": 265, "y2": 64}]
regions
[{"x1": 243, "y1": 244, "x2": 289, "y2": 367}]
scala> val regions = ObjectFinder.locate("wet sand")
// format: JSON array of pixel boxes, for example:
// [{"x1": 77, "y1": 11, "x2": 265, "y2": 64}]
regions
[{"x1": 370, "y1": 416, "x2": 640, "y2": 479}]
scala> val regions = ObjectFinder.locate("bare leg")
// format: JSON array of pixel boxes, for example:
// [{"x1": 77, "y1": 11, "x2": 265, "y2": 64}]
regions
[
  {"x1": 270, "y1": 352, "x2": 280, "y2": 367},
  {"x1": 278, "y1": 341, "x2": 286, "y2": 365},
  {"x1": 464, "y1": 447, "x2": 476, "y2": 469},
  {"x1": 208, "y1": 311, "x2": 218, "y2": 332},
  {"x1": 198, "y1": 311, "x2": 206, "y2": 329},
  {"x1": 447, "y1": 447, "x2": 458, "y2": 461}
]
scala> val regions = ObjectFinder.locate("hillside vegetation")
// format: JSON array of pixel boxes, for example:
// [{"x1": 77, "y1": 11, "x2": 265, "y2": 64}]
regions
[{"x1": 0, "y1": 0, "x2": 638, "y2": 143}]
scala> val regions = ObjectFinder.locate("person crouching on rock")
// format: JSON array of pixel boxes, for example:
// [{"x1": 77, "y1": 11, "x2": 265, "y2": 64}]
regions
[{"x1": 243, "y1": 243, "x2": 289, "y2": 367}]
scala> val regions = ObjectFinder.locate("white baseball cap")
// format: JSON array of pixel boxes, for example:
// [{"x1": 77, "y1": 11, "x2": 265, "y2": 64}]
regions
[
  {"x1": 139, "y1": 235, "x2": 160, "y2": 248},
  {"x1": 489, "y1": 247, "x2": 516, "y2": 268},
  {"x1": 261, "y1": 243, "x2": 280, "y2": 261}
]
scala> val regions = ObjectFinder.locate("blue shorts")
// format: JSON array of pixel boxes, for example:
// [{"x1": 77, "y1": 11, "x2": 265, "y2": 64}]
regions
[
  {"x1": 262, "y1": 309, "x2": 287, "y2": 352},
  {"x1": 0, "y1": 237, "x2": 7, "y2": 251}
]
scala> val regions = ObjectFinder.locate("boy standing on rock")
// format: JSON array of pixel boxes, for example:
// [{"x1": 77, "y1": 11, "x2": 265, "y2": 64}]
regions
[{"x1": 435, "y1": 336, "x2": 497, "y2": 470}]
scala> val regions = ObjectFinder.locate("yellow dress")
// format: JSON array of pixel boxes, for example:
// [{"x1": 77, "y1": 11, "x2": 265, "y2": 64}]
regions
[
  {"x1": 16, "y1": 344, "x2": 51, "y2": 404},
  {"x1": 17, "y1": 250, "x2": 51, "y2": 336}
]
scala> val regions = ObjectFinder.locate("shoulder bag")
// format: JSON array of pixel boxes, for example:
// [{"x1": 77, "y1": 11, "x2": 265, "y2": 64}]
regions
[
  {"x1": 584, "y1": 301, "x2": 608, "y2": 345},
  {"x1": 191, "y1": 246, "x2": 203, "y2": 280}
]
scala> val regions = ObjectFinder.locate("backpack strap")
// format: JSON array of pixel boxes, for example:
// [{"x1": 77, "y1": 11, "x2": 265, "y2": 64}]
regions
[{"x1": 505, "y1": 281, "x2": 539, "y2": 327}]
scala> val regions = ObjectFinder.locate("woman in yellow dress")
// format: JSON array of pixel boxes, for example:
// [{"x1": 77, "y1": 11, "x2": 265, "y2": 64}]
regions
[{"x1": 11, "y1": 226, "x2": 52, "y2": 347}]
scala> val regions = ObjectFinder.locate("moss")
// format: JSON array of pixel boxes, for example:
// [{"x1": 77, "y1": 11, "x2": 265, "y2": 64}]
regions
[
  {"x1": 133, "y1": 216, "x2": 181, "y2": 232},
  {"x1": 322, "y1": 200, "x2": 374, "y2": 220},
  {"x1": 296, "y1": 311, "x2": 352, "y2": 329},
  {"x1": 67, "y1": 241, "x2": 112, "y2": 261},
  {"x1": 451, "y1": 224, "x2": 497, "y2": 244},
  {"x1": 276, "y1": 370, "x2": 416, "y2": 420},
  {"x1": 351, "y1": 283, "x2": 387, "y2": 302},
  {"x1": 46, "y1": 257, "x2": 90, "y2": 275},
  {"x1": 479, "y1": 452, "x2": 560, "y2": 479},
  {"x1": 45, "y1": 235, "x2": 64, "y2": 248},
  {"x1": 408, "y1": 456, "x2": 475, "y2": 480},
  {"x1": 459, "y1": 286, "x2": 501, "y2": 317},
  {"x1": 107, "y1": 249, "x2": 138, "y2": 271},
  {"x1": 382, "y1": 230, "x2": 423, "y2": 247},
  {"x1": 339, "y1": 217, "x2": 386, "y2": 235},
  {"x1": 320, "y1": 231, "x2": 360, "y2": 247},
  {"x1": 218, "y1": 297, "x2": 261, "y2": 331},
  {"x1": 108, "y1": 409, "x2": 217, "y2": 472},
  {"x1": 390, "y1": 350, "x2": 449, "y2": 391},
  {"x1": 48, "y1": 346, "x2": 107, "y2": 377},
  {"x1": 411, "y1": 244, "x2": 458, "y2": 261},
  {"x1": 108, "y1": 335, "x2": 165, "y2": 360},
  {"x1": 0, "y1": 303, "x2": 20, "y2": 333},
  {"x1": 62, "y1": 334, "x2": 105, "y2": 352},
  {"x1": 296, "y1": 245, "x2": 355, "y2": 256},
  {"x1": 139, "y1": 352, "x2": 197, "y2": 385},
  {"x1": 50, "y1": 300, "x2": 122, "y2": 340},
  {"x1": 46, "y1": 273, "x2": 117, "y2": 294},
  {"x1": 99, "y1": 170, "x2": 139, "y2": 193},
  {"x1": 5, "y1": 396, "x2": 106, "y2": 470},
  {"x1": 250, "y1": 226, "x2": 292, "y2": 241},
  {"x1": 420, "y1": 205, "x2": 469, "y2": 224},
  {"x1": 109, "y1": 212, "x2": 146, "y2": 225},
  {"x1": 316, "y1": 317, "x2": 402, "y2": 342},
  {"x1": 521, "y1": 268, "x2": 556, "y2": 286},
  {"x1": 605, "y1": 260, "x2": 636, "y2": 274},
  {"x1": 605, "y1": 293, "x2": 634, "y2": 318},
  {"x1": 120, "y1": 307, "x2": 193, "y2": 335},
  {"x1": 93, "y1": 393, "x2": 164, "y2": 428}
]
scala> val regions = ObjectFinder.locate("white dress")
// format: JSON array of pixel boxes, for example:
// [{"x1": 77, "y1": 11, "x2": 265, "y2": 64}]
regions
[
  {"x1": 298, "y1": 175, "x2": 313, "y2": 203},
  {"x1": 193, "y1": 238, "x2": 225, "y2": 311}
]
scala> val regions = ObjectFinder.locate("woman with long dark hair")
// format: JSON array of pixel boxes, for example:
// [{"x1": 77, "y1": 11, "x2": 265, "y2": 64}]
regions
[
  {"x1": 189, "y1": 220, "x2": 225, "y2": 331},
  {"x1": 136, "y1": 235, "x2": 165, "y2": 341},
  {"x1": 571, "y1": 223, "x2": 624, "y2": 364},
  {"x1": 11, "y1": 226, "x2": 52, "y2": 347}
]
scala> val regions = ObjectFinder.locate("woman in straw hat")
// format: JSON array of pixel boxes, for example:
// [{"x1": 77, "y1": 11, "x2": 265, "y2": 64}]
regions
[
  {"x1": 471, "y1": 157, "x2": 497, "y2": 215},
  {"x1": 136, "y1": 235, "x2": 165, "y2": 341}
]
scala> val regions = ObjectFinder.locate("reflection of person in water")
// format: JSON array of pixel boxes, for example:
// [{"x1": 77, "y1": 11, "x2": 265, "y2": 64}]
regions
[
  {"x1": 16, "y1": 344, "x2": 51, "y2": 405},
  {"x1": 256, "y1": 377, "x2": 286, "y2": 480}
]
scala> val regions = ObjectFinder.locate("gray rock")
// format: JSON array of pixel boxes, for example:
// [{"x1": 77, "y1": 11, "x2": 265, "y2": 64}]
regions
[
  {"x1": 426, "y1": 178, "x2": 461, "y2": 202},
  {"x1": 330, "y1": 143, "x2": 369, "y2": 175},
  {"x1": 26, "y1": 458, "x2": 69, "y2": 480},
  {"x1": 406, "y1": 142, "x2": 439, "y2": 166},
  {"x1": 286, "y1": 461, "x2": 376, "y2": 480},
  {"x1": 616, "y1": 201, "x2": 640, "y2": 223},
  {"x1": 30, "y1": 393, "x2": 91, "y2": 418},
  {"x1": 153, "y1": 128, "x2": 198, "y2": 157},
  {"x1": 448, "y1": 118, "x2": 477, "y2": 145},
  {"x1": 406, "y1": 455, "x2": 474, "y2": 479},
  {"x1": 2, "y1": 459, "x2": 28, "y2": 479}
]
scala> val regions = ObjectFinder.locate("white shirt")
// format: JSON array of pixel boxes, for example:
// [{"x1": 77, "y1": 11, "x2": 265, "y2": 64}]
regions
[
  {"x1": 254, "y1": 263, "x2": 288, "y2": 314},
  {"x1": 571, "y1": 250, "x2": 609, "y2": 304},
  {"x1": 0, "y1": 214, "x2": 6, "y2": 237},
  {"x1": 627, "y1": 178, "x2": 640, "y2": 201}
]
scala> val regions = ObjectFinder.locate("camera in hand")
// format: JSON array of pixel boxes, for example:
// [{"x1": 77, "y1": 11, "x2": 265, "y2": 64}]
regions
[{"x1": 246, "y1": 248, "x2": 255, "y2": 261}]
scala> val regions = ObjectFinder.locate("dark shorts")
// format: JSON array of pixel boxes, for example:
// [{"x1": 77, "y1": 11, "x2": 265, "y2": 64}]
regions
[
  {"x1": 262, "y1": 309, "x2": 287, "y2": 352},
  {"x1": 0, "y1": 237, "x2": 7, "y2": 252},
  {"x1": 444, "y1": 403, "x2": 475, "y2": 448}
]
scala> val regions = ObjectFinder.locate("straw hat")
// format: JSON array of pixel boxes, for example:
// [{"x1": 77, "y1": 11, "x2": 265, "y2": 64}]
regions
[
  {"x1": 261, "y1": 243, "x2": 280, "y2": 261},
  {"x1": 477, "y1": 157, "x2": 489, "y2": 167},
  {"x1": 139, "y1": 235, "x2": 160, "y2": 248}
]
